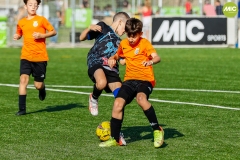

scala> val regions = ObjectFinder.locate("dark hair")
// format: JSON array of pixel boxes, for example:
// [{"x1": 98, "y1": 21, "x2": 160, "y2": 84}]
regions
[
  {"x1": 113, "y1": 12, "x2": 130, "y2": 22},
  {"x1": 125, "y1": 18, "x2": 143, "y2": 37},
  {"x1": 24, "y1": 0, "x2": 41, "y2": 5}
]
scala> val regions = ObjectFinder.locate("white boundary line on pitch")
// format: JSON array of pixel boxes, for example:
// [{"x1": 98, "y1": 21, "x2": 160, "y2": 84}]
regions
[
  {"x1": 12, "y1": 84, "x2": 240, "y2": 94},
  {"x1": 0, "y1": 83, "x2": 239, "y2": 111}
]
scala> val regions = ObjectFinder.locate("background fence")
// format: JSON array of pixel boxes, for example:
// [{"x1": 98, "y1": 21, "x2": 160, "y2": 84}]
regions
[{"x1": 0, "y1": 0, "x2": 239, "y2": 47}]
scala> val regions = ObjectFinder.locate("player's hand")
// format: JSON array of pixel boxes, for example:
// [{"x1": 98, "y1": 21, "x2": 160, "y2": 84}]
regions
[
  {"x1": 108, "y1": 58, "x2": 116, "y2": 68},
  {"x1": 32, "y1": 32, "x2": 43, "y2": 39},
  {"x1": 142, "y1": 60, "x2": 153, "y2": 67},
  {"x1": 89, "y1": 24, "x2": 102, "y2": 32},
  {"x1": 13, "y1": 34, "x2": 21, "y2": 40},
  {"x1": 119, "y1": 58, "x2": 126, "y2": 65}
]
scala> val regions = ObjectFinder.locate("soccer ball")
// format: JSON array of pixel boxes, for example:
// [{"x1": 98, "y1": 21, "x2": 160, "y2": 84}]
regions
[{"x1": 96, "y1": 121, "x2": 111, "y2": 141}]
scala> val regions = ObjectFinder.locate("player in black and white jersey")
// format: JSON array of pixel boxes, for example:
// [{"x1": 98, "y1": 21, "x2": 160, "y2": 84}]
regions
[{"x1": 80, "y1": 12, "x2": 130, "y2": 117}]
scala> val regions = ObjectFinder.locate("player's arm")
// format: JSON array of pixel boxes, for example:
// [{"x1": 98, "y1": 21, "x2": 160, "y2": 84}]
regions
[
  {"x1": 142, "y1": 41, "x2": 161, "y2": 66},
  {"x1": 32, "y1": 30, "x2": 57, "y2": 39},
  {"x1": 142, "y1": 52, "x2": 161, "y2": 66},
  {"x1": 109, "y1": 42, "x2": 125, "y2": 68},
  {"x1": 108, "y1": 54, "x2": 120, "y2": 69},
  {"x1": 13, "y1": 24, "x2": 22, "y2": 40},
  {"x1": 33, "y1": 29, "x2": 57, "y2": 39},
  {"x1": 44, "y1": 30, "x2": 57, "y2": 38},
  {"x1": 13, "y1": 34, "x2": 21, "y2": 40},
  {"x1": 79, "y1": 24, "x2": 102, "y2": 41},
  {"x1": 32, "y1": 18, "x2": 57, "y2": 39},
  {"x1": 150, "y1": 52, "x2": 161, "y2": 64}
]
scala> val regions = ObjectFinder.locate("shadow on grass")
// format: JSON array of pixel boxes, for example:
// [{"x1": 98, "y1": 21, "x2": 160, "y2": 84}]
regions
[
  {"x1": 122, "y1": 124, "x2": 184, "y2": 148},
  {"x1": 27, "y1": 103, "x2": 86, "y2": 114}
]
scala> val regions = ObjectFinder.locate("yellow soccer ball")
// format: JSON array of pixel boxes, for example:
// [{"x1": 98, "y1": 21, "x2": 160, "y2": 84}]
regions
[{"x1": 96, "y1": 121, "x2": 111, "y2": 141}]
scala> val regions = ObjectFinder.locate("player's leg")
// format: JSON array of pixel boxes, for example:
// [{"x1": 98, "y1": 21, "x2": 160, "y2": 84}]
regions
[
  {"x1": 88, "y1": 65, "x2": 107, "y2": 116},
  {"x1": 35, "y1": 81, "x2": 45, "y2": 100},
  {"x1": 16, "y1": 60, "x2": 31, "y2": 115},
  {"x1": 32, "y1": 61, "x2": 47, "y2": 101},
  {"x1": 102, "y1": 70, "x2": 127, "y2": 145},
  {"x1": 108, "y1": 82, "x2": 122, "y2": 98},
  {"x1": 99, "y1": 98, "x2": 126, "y2": 147},
  {"x1": 136, "y1": 81, "x2": 164, "y2": 148},
  {"x1": 99, "y1": 81, "x2": 135, "y2": 147},
  {"x1": 93, "y1": 68, "x2": 107, "y2": 96},
  {"x1": 104, "y1": 69, "x2": 122, "y2": 97},
  {"x1": 108, "y1": 81, "x2": 127, "y2": 145}
]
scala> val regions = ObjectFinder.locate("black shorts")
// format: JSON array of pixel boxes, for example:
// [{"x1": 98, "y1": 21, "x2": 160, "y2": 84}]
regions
[
  {"x1": 88, "y1": 64, "x2": 122, "y2": 93},
  {"x1": 20, "y1": 59, "x2": 47, "y2": 82},
  {"x1": 116, "y1": 80, "x2": 153, "y2": 105}
]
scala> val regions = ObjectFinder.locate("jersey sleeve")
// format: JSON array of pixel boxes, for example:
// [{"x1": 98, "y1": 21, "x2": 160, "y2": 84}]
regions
[
  {"x1": 87, "y1": 22, "x2": 105, "y2": 40},
  {"x1": 16, "y1": 23, "x2": 22, "y2": 36},
  {"x1": 42, "y1": 17, "x2": 54, "y2": 31},
  {"x1": 116, "y1": 42, "x2": 124, "y2": 58},
  {"x1": 145, "y1": 40, "x2": 157, "y2": 57}
]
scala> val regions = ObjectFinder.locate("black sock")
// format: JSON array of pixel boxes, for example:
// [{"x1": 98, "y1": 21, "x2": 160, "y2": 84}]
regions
[
  {"x1": 144, "y1": 106, "x2": 160, "y2": 131},
  {"x1": 92, "y1": 84, "x2": 102, "y2": 99},
  {"x1": 19, "y1": 95, "x2": 26, "y2": 111},
  {"x1": 110, "y1": 117, "x2": 122, "y2": 143}
]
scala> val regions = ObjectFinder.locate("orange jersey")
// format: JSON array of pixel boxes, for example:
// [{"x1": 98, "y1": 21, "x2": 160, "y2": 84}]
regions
[
  {"x1": 16, "y1": 15, "x2": 54, "y2": 62},
  {"x1": 116, "y1": 38, "x2": 157, "y2": 87}
]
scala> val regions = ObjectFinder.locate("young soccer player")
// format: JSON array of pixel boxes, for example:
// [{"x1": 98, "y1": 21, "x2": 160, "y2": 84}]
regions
[
  {"x1": 79, "y1": 12, "x2": 130, "y2": 116},
  {"x1": 13, "y1": 0, "x2": 57, "y2": 115},
  {"x1": 99, "y1": 18, "x2": 164, "y2": 148}
]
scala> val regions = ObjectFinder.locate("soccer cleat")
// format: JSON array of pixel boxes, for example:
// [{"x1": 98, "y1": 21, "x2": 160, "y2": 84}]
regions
[
  {"x1": 89, "y1": 93, "x2": 98, "y2": 116},
  {"x1": 15, "y1": 110, "x2": 26, "y2": 116},
  {"x1": 39, "y1": 86, "x2": 46, "y2": 101},
  {"x1": 119, "y1": 132, "x2": 127, "y2": 146},
  {"x1": 153, "y1": 126, "x2": 164, "y2": 148},
  {"x1": 99, "y1": 137, "x2": 119, "y2": 147}
]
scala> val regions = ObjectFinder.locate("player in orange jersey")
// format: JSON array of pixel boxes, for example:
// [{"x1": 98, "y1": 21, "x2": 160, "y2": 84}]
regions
[
  {"x1": 13, "y1": 0, "x2": 57, "y2": 115},
  {"x1": 99, "y1": 18, "x2": 164, "y2": 148}
]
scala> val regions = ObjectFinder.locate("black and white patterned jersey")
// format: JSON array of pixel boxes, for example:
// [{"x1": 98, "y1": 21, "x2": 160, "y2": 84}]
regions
[{"x1": 87, "y1": 21, "x2": 120, "y2": 73}]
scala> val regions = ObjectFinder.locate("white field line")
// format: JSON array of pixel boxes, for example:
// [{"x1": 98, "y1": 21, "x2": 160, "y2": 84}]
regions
[
  {"x1": 0, "y1": 83, "x2": 239, "y2": 111},
  {"x1": 148, "y1": 99, "x2": 240, "y2": 110},
  {"x1": 14, "y1": 84, "x2": 240, "y2": 94}
]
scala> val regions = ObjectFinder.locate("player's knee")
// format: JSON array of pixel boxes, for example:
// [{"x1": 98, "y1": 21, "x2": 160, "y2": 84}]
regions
[
  {"x1": 136, "y1": 94, "x2": 147, "y2": 106},
  {"x1": 19, "y1": 75, "x2": 29, "y2": 86},
  {"x1": 113, "y1": 99, "x2": 124, "y2": 112},
  {"x1": 96, "y1": 80, "x2": 107, "y2": 90},
  {"x1": 34, "y1": 83, "x2": 43, "y2": 90}
]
